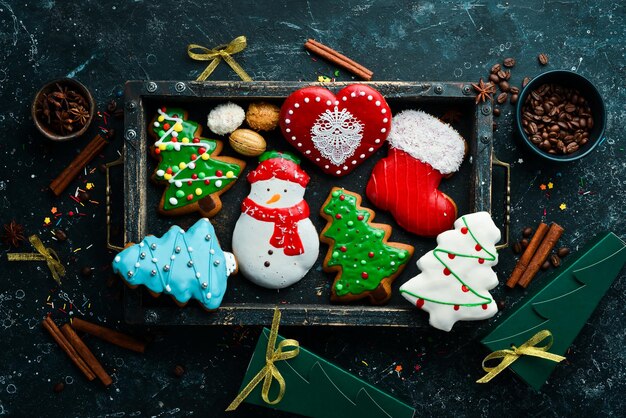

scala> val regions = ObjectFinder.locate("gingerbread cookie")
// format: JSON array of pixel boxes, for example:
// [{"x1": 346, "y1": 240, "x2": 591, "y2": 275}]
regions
[
  {"x1": 366, "y1": 110, "x2": 466, "y2": 237},
  {"x1": 400, "y1": 212, "x2": 500, "y2": 331},
  {"x1": 279, "y1": 84, "x2": 392, "y2": 176},
  {"x1": 320, "y1": 188, "x2": 414, "y2": 305},
  {"x1": 112, "y1": 218, "x2": 237, "y2": 311},
  {"x1": 232, "y1": 151, "x2": 319, "y2": 289},
  {"x1": 150, "y1": 107, "x2": 245, "y2": 218}
]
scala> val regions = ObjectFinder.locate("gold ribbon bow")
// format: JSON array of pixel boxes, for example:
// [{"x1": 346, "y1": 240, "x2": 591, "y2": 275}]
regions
[
  {"x1": 187, "y1": 36, "x2": 252, "y2": 82},
  {"x1": 477, "y1": 330, "x2": 566, "y2": 383},
  {"x1": 226, "y1": 307, "x2": 299, "y2": 411},
  {"x1": 7, "y1": 235, "x2": 66, "y2": 285}
]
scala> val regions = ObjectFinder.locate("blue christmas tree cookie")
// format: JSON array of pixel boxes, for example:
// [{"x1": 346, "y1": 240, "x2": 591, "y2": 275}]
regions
[{"x1": 112, "y1": 218, "x2": 237, "y2": 310}]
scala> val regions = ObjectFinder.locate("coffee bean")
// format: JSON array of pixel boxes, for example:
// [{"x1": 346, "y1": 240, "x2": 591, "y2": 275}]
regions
[
  {"x1": 512, "y1": 242, "x2": 522, "y2": 254},
  {"x1": 550, "y1": 254, "x2": 561, "y2": 267},
  {"x1": 541, "y1": 260, "x2": 551, "y2": 270},
  {"x1": 489, "y1": 73, "x2": 500, "y2": 84},
  {"x1": 521, "y1": 239, "x2": 529, "y2": 249},
  {"x1": 53, "y1": 382, "x2": 65, "y2": 393},
  {"x1": 497, "y1": 70, "x2": 507, "y2": 80},
  {"x1": 510, "y1": 94, "x2": 518, "y2": 104},
  {"x1": 522, "y1": 227, "x2": 533, "y2": 238},
  {"x1": 491, "y1": 63, "x2": 501, "y2": 73},
  {"x1": 53, "y1": 229, "x2": 67, "y2": 241},
  {"x1": 497, "y1": 92, "x2": 508, "y2": 104},
  {"x1": 504, "y1": 70, "x2": 512, "y2": 81},
  {"x1": 566, "y1": 142, "x2": 579, "y2": 153},
  {"x1": 557, "y1": 247, "x2": 570, "y2": 257},
  {"x1": 538, "y1": 53, "x2": 549, "y2": 65},
  {"x1": 493, "y1": 107, "x2": 501, "y2": 116},
  {"x1": 498, "y1": 81, "x2": 510, "y2": 93},
  {"x1": 173, "y1": 365, "x2": 185, "y2": 377},
  {"x1": 503, "y1": 57, "x2": 516, "y2": 68},
  {"x1": 522, "y1": 77, "x2": 531, "y2": 87},
  {"x1": 509, "y1": 86, "x2": 520, "y2": 95}
]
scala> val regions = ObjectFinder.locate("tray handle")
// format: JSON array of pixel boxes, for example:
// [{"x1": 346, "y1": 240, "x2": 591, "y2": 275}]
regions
[
  {"x1": 105, "y1": 156, "x2": 125, "y2": 252},
  {"x1": 493, "y1": 155, "x2": 510, "y2": 250}
]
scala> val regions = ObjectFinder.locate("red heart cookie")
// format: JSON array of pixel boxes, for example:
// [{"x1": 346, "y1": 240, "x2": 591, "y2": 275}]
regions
[{"x1": 279, "y1": 84, "x2": 392, "y2": 176}]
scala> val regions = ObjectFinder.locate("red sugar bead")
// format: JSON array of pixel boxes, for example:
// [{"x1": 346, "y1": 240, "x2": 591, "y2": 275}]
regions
[
  {"x1": 448, "y1": 253, "x2": 455, "y2": 259},
  {"x1": 454, "y1": 305, "x2": 460, "y2": 311},
  {"x1": 186, "y1": 194, "x2": 193, "y2": 201},
  {"x1": 443, "y1": 268, "x2": 451, "y2": 276},
  {"x1": 191, "y1": 174, "x2": 198, "y2": 179},
  {"x1": 368, "y1": 252, "x2": 374, "y2": 258},
  {"x1": 461, "y1": 227, "x2": 468, "y2": 234},
  {"x1": 478, "y1": 258, "x2": 485, "y2": 264},
  {"x1": 335, "y1": 214, "x2": 342, "y2": 219},
  {"x1": 475, "y1": 244, "x2": 482, "y2": 251},
  {"x1": 204, "y1": 179, "x2": 210, "y2": 185},
  {"x1": 357, "y1": 214, "x2": 364, "y2": 221},
  {"x1": 216, "y1": 170, "x2": 223, "y2": 177},
  {"x1": 482, "y1": 304, "x2": 488, "y2": 310},
  {"x1": 339, "y1": 194, "x2": 345, "y2": 201},
  {"x1": 340, "y1": 246, "x2": 347, "y2": 252},
  {"x1": 193, "y1": 137, "x2": 200, "y2": 143},
  {"x1": 461, "y1": 285, "x2": 469, "y2": 292},
  {"x1": 198, "y1": 147, "x2": 206, "y2": 154},
  {"x1": 416, "y1": 298, "x2": 425, "y2": 308},
  {"x1": 361, "y1": 272, "x2": 368, "y2": 279},
  {"x1": 162, "y1": 123, "x2": 171, "y2": 130}
]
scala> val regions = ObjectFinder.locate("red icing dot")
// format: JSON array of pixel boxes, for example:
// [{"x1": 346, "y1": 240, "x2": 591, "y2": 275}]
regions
[
  {"x1": 443, "y1": 268, "x2": 451, "y2": 276},
  {"x1": 368, "y1": 252, "x2": 375, "y2": 258},
  {"x1": 68, "y1": 211, "x2": 75, "y2": 217},
  {"x1": 193, "y1": 137, "x2": 200, "y2": 143},
  {"x1": 478, "y1": 258, "x2": 485, "y2": 264},
  {"x1": 190, "y1": 154, "x2": 197, "y2": 160},
  {"x1": 171, "y1": 138, "x2": 178, "y2": 143},
  {"x1": 335, "y1": 213, "x2": 342, "y2": 220},
  {"x1": 454, "y1": 305, "x2": 460, "y2": 311},
  {"x1": 191, "y1": 174, "x2": 198, "y2": 179},
  {"x1": 186, "y1": 194, "x2": 193, "y2": 201},
  {"x1": 216, "y1": 170, "x2": 223, "y2": 177},
  {"x1": 340, "y1": 246, "x2": 347, "y2": 252},
  {"x1": 172, "y1": 114, "x2": 179, "y2": 118},
  {"x1": 163, "y1": 123, "x2": 171, "y2": 130},
  {"x1": 361, "y1": 272, "x2": 368, "y2": 279},
  {"x1": 339, "y1": 194, "x2": 345, "y2": 201},
  {"x1": 187, "y1": 180, "x2": 193, "y2": 186},
  {"x1": 154, "y1": 148, "x2": 161, "y2": 154},
  {"x1": 475, "y1": 244, "x2": 482, "y2": 251},
  {"x1": 416, "y1": 298, "x2": 424, "y2": 308},
  {"x1": 448, "y1": 253, "x2": 456, "y2": 259},
  {"x1": 357, "y1": 214, "x2": 364, "y2": 221},
  {"x1": 461, "y1": 285, "x2": 469, "y2": 292},
  {"x1": 482, "y1": 304, "x2": 488, "y2": 310},
  {"x1": 198, "y1": 147, "x2": 206, "y2": 154},
  {"x1": 161, "y1": 107, "x2": 167, "y2": 112},
  {"x1": 204, "y1": 179, "x2": 210, "y2": 185},
  {"x1": 461, "y1": 227, "x2": 468, "y2": 234},
  {"x1": 166, "y1": 167, "x2": 173, "y2": 174}
]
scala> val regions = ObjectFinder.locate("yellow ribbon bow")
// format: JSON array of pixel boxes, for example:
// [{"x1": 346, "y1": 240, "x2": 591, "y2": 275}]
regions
[
  {"x1": 187, "y1": 36, "x2": 253, "y2": 82},
  {"x1": 477, "y1": 329, "x2": 566, "y2": 383},
  {"x1": 226, "y1": 307, "x2": 299, "y2": 411},
  {"x1": 7, "y1": 235, "x2": 66, "y2": 285}
]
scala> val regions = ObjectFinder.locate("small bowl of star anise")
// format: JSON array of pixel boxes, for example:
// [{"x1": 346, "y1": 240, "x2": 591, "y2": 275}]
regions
[{"x1": 32, "y1": 78, "x2": 96, "y2": 141}]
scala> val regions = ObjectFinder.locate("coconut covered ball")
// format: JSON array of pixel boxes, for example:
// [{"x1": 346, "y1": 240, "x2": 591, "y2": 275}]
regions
[{"x1": 207, "y1": 102, "x2": 245, "y2": 135}]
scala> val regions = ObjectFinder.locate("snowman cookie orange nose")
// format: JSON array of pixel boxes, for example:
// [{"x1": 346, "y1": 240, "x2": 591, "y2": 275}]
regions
[{"x1": 266, "y1": 193, "x2": 281, "y2": 204}]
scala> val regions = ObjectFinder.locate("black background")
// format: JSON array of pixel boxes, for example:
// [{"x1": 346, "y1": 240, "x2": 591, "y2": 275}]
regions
[{"x1": 1, "y1": 1, "x2": 625, "y2": 417}]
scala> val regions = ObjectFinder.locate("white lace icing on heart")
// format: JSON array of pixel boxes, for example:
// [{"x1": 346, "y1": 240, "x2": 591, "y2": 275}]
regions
[{"x1": 310, "y1": 106, "x2": 364, "y2": 165}]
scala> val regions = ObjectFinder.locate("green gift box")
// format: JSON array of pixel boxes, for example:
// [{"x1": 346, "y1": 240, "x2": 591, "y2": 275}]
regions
[
  {"x1": 481, "y1": 232, "x2": 626, "y2": 390},
  {"x1": 232, "y1": 326, "x2": 415, "y2": 418}
]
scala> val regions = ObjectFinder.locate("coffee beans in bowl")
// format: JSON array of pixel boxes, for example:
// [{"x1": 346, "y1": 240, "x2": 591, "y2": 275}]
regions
[{"x1": 515, "y1": 70, "x2": 606, "y2": 162}]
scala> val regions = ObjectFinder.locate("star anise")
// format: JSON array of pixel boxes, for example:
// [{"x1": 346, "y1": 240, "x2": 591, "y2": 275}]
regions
[
  {"x1": 440, "y1": 109, "x2": 463, "y2": 124},
  {"x1": 1, "y1": 220, "x2": 25, "y2": 248},
  {"x1": 472, "y1": 78, "x2": 496, "y2": 104},
  {"x1": 69, "y1": 106, "x2": 90, "y2": 126}
]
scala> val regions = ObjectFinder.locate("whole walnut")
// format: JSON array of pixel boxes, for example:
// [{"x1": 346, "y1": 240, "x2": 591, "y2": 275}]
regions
[{"x1": 246, "y1": 102, "x2": 280, "y2": 131}]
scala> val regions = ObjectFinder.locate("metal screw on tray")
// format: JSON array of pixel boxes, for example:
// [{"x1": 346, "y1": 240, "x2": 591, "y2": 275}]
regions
[
  {"x1": 125, "y1": 129, "x2": 137, "y2": 141},
  {"x1": 175, "y1": 82, "x2": 186, "y2": 92}
]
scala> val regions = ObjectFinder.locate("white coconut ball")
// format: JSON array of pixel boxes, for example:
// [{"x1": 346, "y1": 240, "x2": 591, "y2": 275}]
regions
[{"x1": 207, "y1": 102, "x2": 245, "y2": 135}]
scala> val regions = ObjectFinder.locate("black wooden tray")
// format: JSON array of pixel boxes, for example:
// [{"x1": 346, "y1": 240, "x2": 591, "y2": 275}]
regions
[{"x1": 118, "y1": 80, "x2": 504, "y2": 326}]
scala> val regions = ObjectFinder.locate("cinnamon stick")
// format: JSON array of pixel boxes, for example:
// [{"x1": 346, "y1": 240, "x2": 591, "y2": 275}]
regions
[
  {"x1": 71, "y1": 318, "x2": 146, "y2": 354},
  {"x1": 42, "y1": 317, "x2": 96, "y2": 381},
  {"x1": 518, "y1": 223, "x2": 565, "y2": 288},
  {"x1": 49, "y1": 131, "x2": 113, "y2": 196},
  {"x1": 304, "y1": 39, "x2": 373, "y2": 81},
  {"x1": 61, "y1": 324, "x2": 113, "y2": 386},
  {"x1": 506, "y1": 223, "x2": 550, "y2": 288}
]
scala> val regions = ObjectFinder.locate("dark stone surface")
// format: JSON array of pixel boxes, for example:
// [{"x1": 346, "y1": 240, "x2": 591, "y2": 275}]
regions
[{"x1": 0, "y1": 1, "x2": 624, "y2": 417}]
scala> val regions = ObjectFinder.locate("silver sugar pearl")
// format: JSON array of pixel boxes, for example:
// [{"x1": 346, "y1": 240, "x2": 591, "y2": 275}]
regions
[
  {"x1": 140, "y1": 252, "x2": 146, "y2": 259},
  {"x1": 163, "y1": 265, "x2": 170, "y2": 272},
  {"x1": 175, "y1": 246, "x2": 181, "y2": 253},
  {"x1": 127, "y1": 271, "x2": 134, "y2": 278},
  {"x1": 213, "y1": 260, "x2": 220, "y2": 266},
  {"x1": 151, "y1": 270, "x2": 157, "y2": 276},
  {"x1": 187, "y1": 260, "x2": 194, "y2": 267},
  {"x1": 205, "y1": 234, "x2": 211, "y2": 241},
  {"x1": 151, "y1": 243, "x2": 157, "y2": 250},
  {"x1": 201, "y1": 282, "x2": 208, "y2": 289}
]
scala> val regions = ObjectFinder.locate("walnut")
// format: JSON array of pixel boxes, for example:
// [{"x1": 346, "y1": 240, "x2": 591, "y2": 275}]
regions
[{"x1": 245, "y1": 102, "x2": 280, "y2": 131}]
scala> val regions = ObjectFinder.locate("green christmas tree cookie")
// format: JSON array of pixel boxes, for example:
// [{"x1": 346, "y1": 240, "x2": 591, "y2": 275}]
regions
[
  {"x1": 320, "y1": 187, "x2": 414, "y2": 305},
  {"x1": 150, "y1": 107, "x2": 245, "y2": 217}
]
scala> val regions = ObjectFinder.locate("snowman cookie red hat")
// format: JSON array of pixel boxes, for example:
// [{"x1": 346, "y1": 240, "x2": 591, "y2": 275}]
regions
[
  {"x1": 279, "y1": 84, "x2": 392, "y2": 176},
  {"x1": 366, "y1": 110, "x2": 466, "y2": 237},
  {"x1": 232, "y1": 151, "x2": 319, "y2": 289}
]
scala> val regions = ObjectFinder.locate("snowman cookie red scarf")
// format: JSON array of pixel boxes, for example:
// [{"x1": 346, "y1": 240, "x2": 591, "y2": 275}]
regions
[{"x1": 241, "y1": 197, "x2": 310, "y2": 256}]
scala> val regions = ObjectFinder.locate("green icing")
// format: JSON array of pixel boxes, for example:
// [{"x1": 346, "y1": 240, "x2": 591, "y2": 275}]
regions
[
  {"x1": 322, "y1": 189, "x2": 411, "y2": 297},
  {"x1": 150, "y1": 107, "x2": 242, "y2": 211}
]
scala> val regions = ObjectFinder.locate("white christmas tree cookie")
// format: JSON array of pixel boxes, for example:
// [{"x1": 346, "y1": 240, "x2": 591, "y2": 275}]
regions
[
  {"x1": 400, "y1": 212, "x2": 501, "y2": 331},
  {"x1": 232, "y1": 151, "x2": 318, "y2": 289}
]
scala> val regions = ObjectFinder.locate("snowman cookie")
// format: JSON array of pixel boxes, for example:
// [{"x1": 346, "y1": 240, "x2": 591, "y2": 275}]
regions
[{"x1": 232, "y1": 151, "x2": 319, "y2": 289}]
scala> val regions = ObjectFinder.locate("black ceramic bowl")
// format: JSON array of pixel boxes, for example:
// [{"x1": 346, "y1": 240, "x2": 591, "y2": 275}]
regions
[{"x1": 515, "y1": 70, "x2": 606, "y2": 162}]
